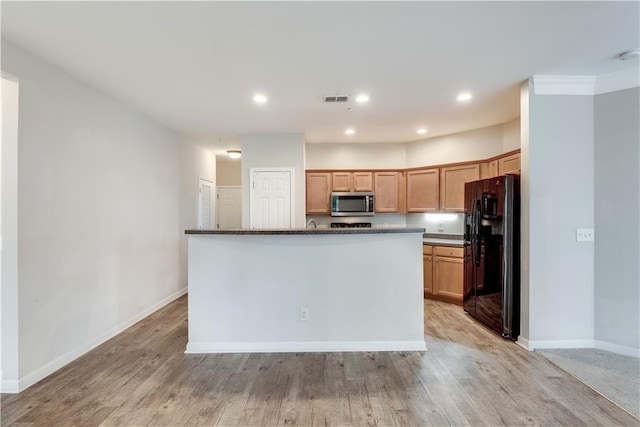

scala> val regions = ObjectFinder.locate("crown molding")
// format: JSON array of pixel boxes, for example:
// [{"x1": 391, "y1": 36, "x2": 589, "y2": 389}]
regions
[
  {"x1": 533, "y1": 69, "x2": 639, "y2": 96},
  {"x1": 532, "y1": 75, "x2": 596, "y2": 95},
  {"x1": 594, "y1": 68, "x2": 640, "y2": 94}
]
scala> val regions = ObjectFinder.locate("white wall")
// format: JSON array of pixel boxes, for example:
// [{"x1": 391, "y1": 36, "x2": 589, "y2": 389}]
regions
[
  {"x1": 502, "y1": 117, "x2": 521, "y2": 152},
  {"x1": 1, "y1": 40, "x2": 186, "y2": 391},
  {"x1": 527, "y1": 88, "x2": 594, "y2": 348},
  {"x1": 216, "y1": 159, "x2": 241, "y2": 185},
  {"x1": 241, "y1": 133, "x2": 306, "y2": 228},
  {"x1": 594, "y1": 87, "x2": 640, "y2": 355},
  {"x1": 179, "y1": 141, "x2": 216, "y2": 288},
  {"x1": 405, "y1": 124, "x2": 504, "y2": 167},
  {"x1": 305, "y1": 143, "x2": 406, "y2": 169},
  {"x1": 1, "y1": 75, "x2": 20, "y2": 391}
]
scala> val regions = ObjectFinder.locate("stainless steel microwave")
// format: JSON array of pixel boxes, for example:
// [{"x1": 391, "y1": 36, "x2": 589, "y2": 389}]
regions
[{"x1": 330, "y1": 192, "x2": 375, "y2": 216}]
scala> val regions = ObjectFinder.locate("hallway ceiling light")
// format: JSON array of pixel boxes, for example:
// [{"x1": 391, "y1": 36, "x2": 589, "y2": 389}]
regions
[
  {"x1": 226, "y1": 149, "x2": 241, "y2": 159},
  {"x1": 345, "y1": 128, "x2": 355, "y2": 135},
  {"x1": 355, "y1": 94, "x2": 370, "y2": 103},
  {"x1": 417, "y1": 128, "x2": 428, "y2": 134}
]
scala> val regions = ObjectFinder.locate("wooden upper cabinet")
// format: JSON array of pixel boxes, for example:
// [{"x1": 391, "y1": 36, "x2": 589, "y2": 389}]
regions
[
  {"x1": 406, "y1": 168, "x2": 439, "y2": 212},
  {"x1": 498, "y1": 152, "x2": 520, "y2": 175},
  {"x1": 440, "y1": 164, "x2": 480, "y2": 211},
  {"x1": 480, "y1": 160, "x2": 498, "y2": 179},
  {"x1": 353, "y1": 172, "x2": 373, "y2": 191},
  {"x1": 331, "y1": 171, "x2": 373, "y2": 192},
  {"x1": 305, "y1": 172, "x2": 332, "y2": 214},
  {"x1": 374, "y1": 171, "x2": 400, "y2": 212}
]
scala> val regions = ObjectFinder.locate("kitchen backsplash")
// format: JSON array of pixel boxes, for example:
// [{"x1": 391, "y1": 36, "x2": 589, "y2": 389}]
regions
[
  {"x1": 406, "y1": 213, "x2": 465, "y2": 235},
  {"x1": 305, "y1": 212, "x2": 465, "y2": 234},
  {"x1": 306, "y1": 213, "x2": 407, "y2": 228}
]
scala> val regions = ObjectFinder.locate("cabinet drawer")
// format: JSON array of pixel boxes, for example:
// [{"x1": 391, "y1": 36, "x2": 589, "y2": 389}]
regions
[
  {"x1": 423, "y1": 244, "x2": 433, "y2": 255},
  {"x1": 434, "y1": 246, "x2": 464, "y2": 258}
]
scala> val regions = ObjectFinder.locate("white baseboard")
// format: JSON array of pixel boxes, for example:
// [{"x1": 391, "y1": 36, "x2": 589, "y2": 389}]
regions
[
  {"x1": 185, "y1": 340, "x2": 427, "y2": 353},
  {"x1": 595, "y1": 340, "x2": 640, "y2": 358},
  {"x1": 516, "y1": 336, "x2": 530, "y2": 351},
  {"x1": 1, "y1": 379, "x2": 19, "y2": 394},
  {"x1": 2, "y1": 287, "x2": 187, "y2": 394},
  {"x1": 527, "y1": 339, "x2": 595, "y2": 350}
]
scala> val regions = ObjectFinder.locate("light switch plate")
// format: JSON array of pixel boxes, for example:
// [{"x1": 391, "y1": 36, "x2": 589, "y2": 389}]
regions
[{"x1": 576, "y1": 228, "x2": 594, "y2": 242}]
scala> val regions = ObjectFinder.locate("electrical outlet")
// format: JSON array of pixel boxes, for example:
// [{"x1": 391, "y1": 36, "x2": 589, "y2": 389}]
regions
[
  {"x1": 576, "y1": 228, "x2": 594, "y2": 242},
  {"x1": 438, "y1": 222, "x2": 444, "y2": 232},
  {"x1": 299, "y1": 307, "x2": 309, "y2": 321}
]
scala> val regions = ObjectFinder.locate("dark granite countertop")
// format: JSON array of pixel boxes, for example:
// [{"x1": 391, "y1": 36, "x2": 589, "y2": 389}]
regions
[
  {"x1": 186, "y1": 227, "x2": 425, "y2": 235},
  {"x1": 422, "y1": 233, "x2": 468, "y2": 247}
]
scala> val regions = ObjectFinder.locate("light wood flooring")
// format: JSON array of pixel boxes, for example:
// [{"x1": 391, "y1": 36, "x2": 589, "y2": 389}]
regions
[{"x1": 2, "y1": 296, "x2": 638, "y2": 426}]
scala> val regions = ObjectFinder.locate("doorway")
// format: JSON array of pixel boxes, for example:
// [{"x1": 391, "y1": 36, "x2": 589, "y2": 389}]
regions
[
  {"x1": 249, "y1": 168, "x2": 294, "y2": 229},
  {"x1": 216, "y1": 186, "x2": 242, "y2": 229}
]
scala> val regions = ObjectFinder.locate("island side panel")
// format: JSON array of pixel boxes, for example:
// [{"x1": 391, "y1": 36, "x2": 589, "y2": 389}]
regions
[{"x1": 187, "y1": 232, "x2": 425, "y2": 352}]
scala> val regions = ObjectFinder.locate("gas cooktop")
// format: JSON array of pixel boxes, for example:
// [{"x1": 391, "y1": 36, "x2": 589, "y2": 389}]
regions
[{"x1": 330, "y1": 222, "x2": 372, "y2": 228}]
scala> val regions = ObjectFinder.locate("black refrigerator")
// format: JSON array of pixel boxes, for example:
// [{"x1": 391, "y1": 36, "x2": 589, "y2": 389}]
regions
[{"x1": 463, "y1": 174, "x2": 520, "y2": 340}]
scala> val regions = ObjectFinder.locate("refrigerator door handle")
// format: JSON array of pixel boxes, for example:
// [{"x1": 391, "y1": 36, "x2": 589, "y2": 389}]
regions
[{"x1": 473, "y1": 199, "x2": 482, "y2": 267}]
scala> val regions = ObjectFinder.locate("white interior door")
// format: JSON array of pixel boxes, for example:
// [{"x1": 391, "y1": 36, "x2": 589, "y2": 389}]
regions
[
  {"x1": 216, "y1": 186, "x2": 242, "y2": 229},
  {"x1": 198, "y1": 177, "x2": 215, "y2": 229},
  {"x1": 250, "y1": 169, "x2": 293, "y2": 229}
]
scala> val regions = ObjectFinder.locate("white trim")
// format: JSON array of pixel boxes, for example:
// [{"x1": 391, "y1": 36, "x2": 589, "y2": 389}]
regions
[
  {"x1": 526, "y1": 339, "x2": 595, "y2": 350},
  {"x1": 1, "y1": 288, "x2": 187, "y2": 394},
  {"x1": 1, "y1": 379, "x2": 19, "y2": 394},
  {"x1": 185, "y1": 340, "x2": 427, "y2": 354},
  {"x1": 594, "y1": 68, "x2": 640, "y2": 95},
  {"x1": 197, "y1": 176, "x2": 215, "y2": 229},
  {"x1": 516, "y1": 336, "x2": 531, "y2": 351},
  {"x1": 532, "y1": 75, "x2": 596, "y2": 95},
  {"x1": 595, "y1": 340, "x2": 640, "y2": 358},
  {"x1": 248, "y1": 167, "x2": 295, "y2": 229},
  {"x1": 533, "y1": 71, "x2": 639, "y2": 96}
]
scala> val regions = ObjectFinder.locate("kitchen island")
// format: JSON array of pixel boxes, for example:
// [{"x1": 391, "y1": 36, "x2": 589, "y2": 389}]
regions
[{"x1": 185, "y1": 228, "x2": 426, "y2": 353}]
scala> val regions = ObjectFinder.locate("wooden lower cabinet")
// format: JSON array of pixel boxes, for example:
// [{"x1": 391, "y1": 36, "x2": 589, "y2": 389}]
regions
[
  {"x1": 424, "y1": 244, "x2": 464, "y2": 305},
  {"x1": 423, "y1": 245, "x2": 433, "y2": 295}
]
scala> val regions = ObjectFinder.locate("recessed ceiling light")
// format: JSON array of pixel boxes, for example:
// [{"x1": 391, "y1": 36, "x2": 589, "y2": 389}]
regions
[
  {"x1": 345, "y1": 128, "x2": 355, "y2": 135},
  {"x1": 417, "y1": 128, "x2": 428, "y2": 134},
  {"x1": 457, "y1": 92, "x2": 473, "y2": 102},
  {"x1": 253, "y1": 94, "x2": 267, "y2": 104},
  {"x1": 355, "y1": 94, "x2": 370, "y2": 103}
]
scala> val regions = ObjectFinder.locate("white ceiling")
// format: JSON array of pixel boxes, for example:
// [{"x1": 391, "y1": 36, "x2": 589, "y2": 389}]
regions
[{"x1": 2, "y1": 1, "x2": 639, "y2": 153}]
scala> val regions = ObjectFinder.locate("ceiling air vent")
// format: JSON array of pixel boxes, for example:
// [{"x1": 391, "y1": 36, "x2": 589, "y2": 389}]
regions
[{"x1": 324, "y1": 95, "x2": 349, "y2": 103}]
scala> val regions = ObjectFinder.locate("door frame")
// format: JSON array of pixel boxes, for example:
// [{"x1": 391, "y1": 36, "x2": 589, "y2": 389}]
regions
[
  {"x1": 197, "y1": 176, "x2": 215, "y2": 229},
  {"x1": 249, "y1": 167, "x2": 295, "y2": 229}
]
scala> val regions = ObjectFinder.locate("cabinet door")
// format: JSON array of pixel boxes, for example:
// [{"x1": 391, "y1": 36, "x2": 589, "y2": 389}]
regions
[
  {"x1": 374, "y1": 172, "x2": 399, "y2": 212},
  {"x1": 480, "y1": 160, "x2": 498, "y2": 179},
  {"x1": 353, "y1": 172, "x2": 373, "y2": 192},
  {"x1": 434, "y1": 255, "x2": 464, "y2": 303},
  {"x1": 440, "y1": 164, "x2": 480, "y2": 211},
  {"x1": 406, "y1": 169, "x2": 439, "y2": 212},
  {"x1": 423, "y1": 255, "x2": 433, "y2": 296},
  {"x1": 331, "y1": 172, "x2": 351, "y2": 192},
  {"x1": 498, "y1": 153, "x2": 520, "y2": 175},
  {"x1": 306, "y1": 172, "x2": 332, "y2": 214}
]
